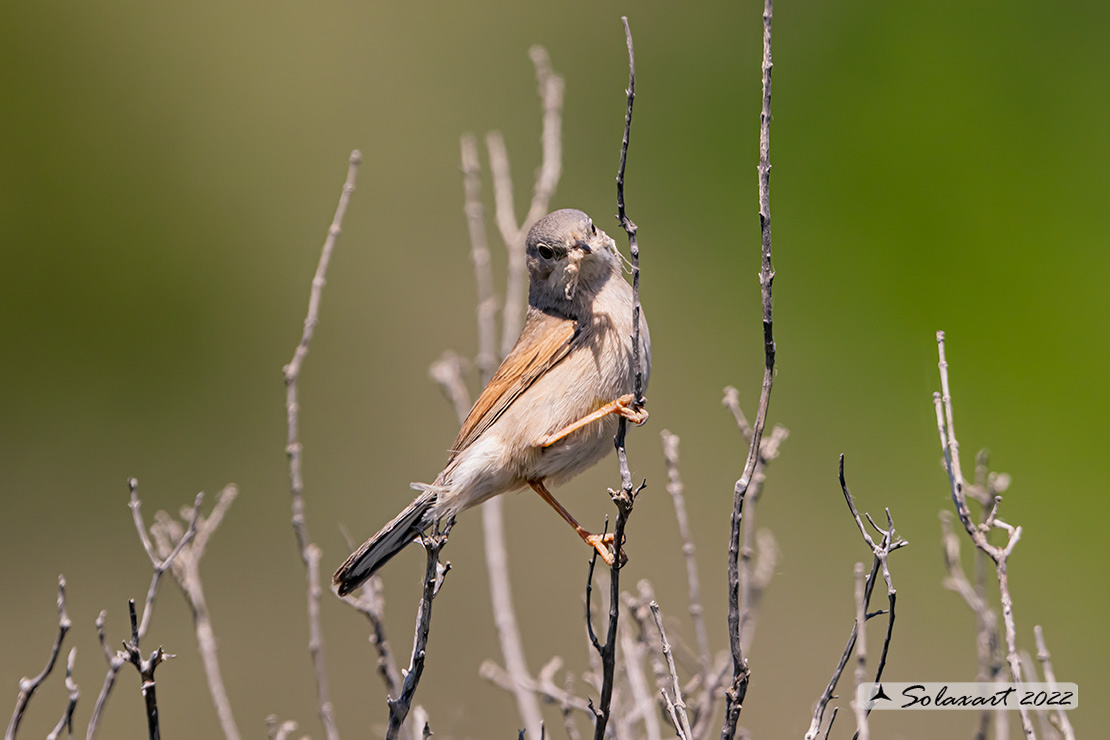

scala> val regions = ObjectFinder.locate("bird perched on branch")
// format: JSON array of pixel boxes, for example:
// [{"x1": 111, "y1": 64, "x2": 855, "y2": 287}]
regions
[{"x1": 334, "y1": 209, "x2": 650, "y2": 596}]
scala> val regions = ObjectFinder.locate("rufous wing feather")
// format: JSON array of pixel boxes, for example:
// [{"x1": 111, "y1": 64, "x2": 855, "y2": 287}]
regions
[{"x1": 449, "y1": 307, "x2": 579, "y2": 460}]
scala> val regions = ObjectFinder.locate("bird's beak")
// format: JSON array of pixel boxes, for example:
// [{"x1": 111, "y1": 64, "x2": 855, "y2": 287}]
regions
[{"x1": 573, "y1": 239, "x2": 592, "y2": 254}]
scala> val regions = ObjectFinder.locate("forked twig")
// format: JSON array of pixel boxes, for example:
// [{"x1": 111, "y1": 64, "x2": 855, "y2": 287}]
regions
[
  {"x1": 87, "y1": 484, "x2": 201, "y2": 740},
  {"x1": 121, "y1": 599, "x2": 173, "y2": 740},
  {"x1": 146, "y1": 486, "x2": 241, "y2": 740},
  {"x1": 804, "y1": 458, "x2": 906, "y2": 740},
  {"x1": 650, "y1": 601, "x2": 692, "y2": 740},
  {"x1": 5, "y1": 576, "x2": 71, "y2": 740},
  {"x1": 45, "y1": 648, "x2": 79, "y2": 740},
  {"x1": 933, "y1": 331, "x2": 1034, "y2": 739}
]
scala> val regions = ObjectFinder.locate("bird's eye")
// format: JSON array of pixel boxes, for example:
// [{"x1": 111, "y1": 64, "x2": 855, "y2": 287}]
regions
[
  {"x1": 589, "y1": 222, "x2": 596, "y2": 235},
  {"x1": 538, "y1": 244, "x2": 555, "y2": 259}
]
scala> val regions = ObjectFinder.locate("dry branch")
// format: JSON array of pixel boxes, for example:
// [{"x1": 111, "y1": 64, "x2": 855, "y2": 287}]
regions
[
  {"x1": 121, "y1": 599, "x2": 172, "y2": 740},
  {"x1": 87, "y1": 483, "x2": 201, "y2": 740},
  {"x1": 933, "y1": 331, "x2": 1035, "y2": 739},
  {"x1": 5, "y1": 576, "x2": 71, "y2": 740},
  {"x1": 338, "y1": 572, "x2": 403, "y2": 701},
  {"x1": 586, "y1": 18, "x2": 645, "y2": 740},
  {"x1": 722, "y1": 3, "x2": 777, "y2": 735},
  {"x1": 804, "y1": 458, "x2": 906, "y2": 740},
  {"x1": 385, "y1": 527, "x2": 454, "y2": 740},
  {"x1": 283, "y1": 149, "x2": 361, "y2": 740},
  {"x1": 149, "y1": 485, "x2": 241, "y2": 740},
  {"x1": 450, "y1": 45, "x2": 565, "y2": 740},
  {"x1": 45, "y1": 648, "x2": 79, "y2": 740}
]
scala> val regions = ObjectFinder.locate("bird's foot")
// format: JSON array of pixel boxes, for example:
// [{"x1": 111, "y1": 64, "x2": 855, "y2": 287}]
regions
[{"x1": 584, "y1": 532, "x2": 628, "y2": 567}]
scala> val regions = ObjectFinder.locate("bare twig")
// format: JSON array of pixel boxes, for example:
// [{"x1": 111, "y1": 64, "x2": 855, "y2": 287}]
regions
[
  {"x1": 662, "y1": 430, "x2": 733, "y2": 740},
  {"x1": 623, "y1": 583, "x2": 678, "y2": 733},
  {"x1": 461, "y1": 134, "x2": 498, "y2": 383},
  {"x1": 338, "y1": 572, "x2": 403, "y2": 700},
  {"x1": 87, "y1": 612, "x2": 124, "y2": 740},
  {"x1": 45, "y1": 648, "x2": 79, "y2": 740},
  {"x1": 804, "y1": 459, "x2": 906, "y2": 740},
  {"x1": 450, "y1": 47, "x2": 565, "y2": 739},
  {"x1": 283, "y1": 149, "x2": 361, "y2": 740},
  {"x1": 491, "y1": 47, "x2": 565, "y2": 354},
  {"x1": 722, "y1": 4, "x2": 777, "y2": 737},
  {"x1": 88, "y1": 485, "x2": 203, "y2": 740},
  {"x1": 588, "y1": 19, "x2": 644, "y2": 740},
  {"x1": 129, "y1": 481, "x2": 203, "y2": 638},
  {"x1": 650, "y1": 601, "x2": 692, "y2": 740},
  {"x1": 386, "y1": 525, "x2": 454, "y2": 740},
  {"x1": 266, "y1": 716, "x2": 299, "y2": 740},
  {"x1": 1034, "y1": 626, "x2": 1074, "y2": 740},
  {"x1": 804, "y1": 558, "x2": 878, "y2": 740},
  {"x1": 940, "y1": 510, "x2": 1000, "y2": 740},
  {"x1": 838, "y1": 461, "x2": 902, "y2": 694},
  {"x1": 661, "y1": 431, "x2": 710, "y2": 675},
  {"x1": 480, "y1": 657, "x2": 595, "y2": 719},
  {"x1": 619, "y1": 622, "x2": 663, "y2": 740},
  {"x1": 5, "y1": 576, "x2": 71, "y2": 740},
  {"x1": 934, "y1": 331, "x2": 1034, "y2": 739},
  {"x1": 722, "y1": 389, "x2": 787, "y2": 655},
  {"x1": 147, "y1": 486, "x2": 241, "y2": 740},
  {"x1": 819, "y1": 707, "x2": 838, "y2": 740},
  {"x1": 121, "y1": 599, "x2": 172, "y2": 740},
  {"x1": 851, "y1": 563, "x2": 869, "y2": 740},
  {"x1": 459, "y1": 128, "x2": 545, "y2": 740}
]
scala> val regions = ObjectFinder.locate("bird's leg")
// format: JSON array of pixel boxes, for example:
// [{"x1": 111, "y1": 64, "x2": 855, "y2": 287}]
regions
[
  {"x1": 533, "y1": 393, "x2": 648, "y2": 448},
  {"x1": 528, "y1": 480, "x2": 626, "y2": 566}
]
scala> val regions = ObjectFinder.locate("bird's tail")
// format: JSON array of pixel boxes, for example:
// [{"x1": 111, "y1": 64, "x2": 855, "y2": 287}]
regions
[{"x1": 333, "y1": 488, "x2": 438, "y2": 596}]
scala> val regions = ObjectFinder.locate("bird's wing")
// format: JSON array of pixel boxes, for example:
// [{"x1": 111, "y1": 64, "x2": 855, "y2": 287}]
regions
[{"x1": 449, "y1": 307, "x2": 579, "y2": 459}]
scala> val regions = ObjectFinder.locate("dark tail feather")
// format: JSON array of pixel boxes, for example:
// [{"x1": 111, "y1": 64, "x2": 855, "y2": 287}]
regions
[{"x1": 333, "y1": 490, "x2": 437, "y2": 596}]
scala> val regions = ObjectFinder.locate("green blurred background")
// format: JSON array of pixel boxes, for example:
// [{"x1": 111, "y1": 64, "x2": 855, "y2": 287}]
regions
[{"x1": 2, "y1": 1, "x2": 1105, "y2": 737}]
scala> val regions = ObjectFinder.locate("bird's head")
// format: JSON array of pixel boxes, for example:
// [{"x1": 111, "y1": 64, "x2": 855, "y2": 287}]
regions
[{"x1": 525, "y1": 209, "x2": 620, "y2": 307}]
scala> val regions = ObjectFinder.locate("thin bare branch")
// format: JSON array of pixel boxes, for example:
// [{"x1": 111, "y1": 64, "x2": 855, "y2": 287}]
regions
[
  {"x1": 457, "y1": 127, "x2": 545, "y2": 739},
  {"x1": 266, "y1": 717, "x2": 299, "y2": 740},
  {"x1": 495, "y1": 47, "x2": 565, "y2": 353},
  {"x1": 339, "y1": 573, "x2": 403, "y2": 700},
  {"x1": 5, "y1": 575, "x2": 71, "y2": 740},
  {"x1": 460, "y1": 134, "x2": 498, "y2": 383},
  {"x1": 129, "y1": 483, "x2": 203, "y2": 641},
  {"x1": 487, "y1": 46, "x2": 564, "y2": 355},
  {"x1": 87, "y1": 611, "x2": 125, "y2": 740},
  {"x1": 940, "y1": 511, "x2": 1000, "y2": 740},
  {"x1": 385, "y1": 525, "x2": 453, "y2": 740},
  {"x1": 934, "y1": 331, "x2": 1034, "y2": 739},
  {"x1": 805, "y1": 459, "x2": 906, "y2": 740},
  {"x1": 589, "y1": 20, "x2": 644, "y2": 740},
  {"x1": 121, "y1": 599, "x2": 173, "y2": 740},
  {"x1": 480, "y1": 657, "x2": 595, "y2": 719},
  {"x1": 722, "y1": 4, "x2": 777, "y2": 736},
  {"x1": 147, "y1": 487, "x2": 241, "y2": 740},
  {"x1": 660, "y1": 431, "x2": 710, "y2": 677},
  {"x1": 619, "y1": 623, "x2": 663, "y2": 740},
  {"x1": 851, "y1": 563, "x2": 869, "y2": 740},
  {"x1": 45, "y1": 648, "x2": 79, "y2": 740},
  {"x1": 650, "y1": 601, "x2": 692, "y2": 740},
  {"x1": 283, "y1": 149, "x2": 361, "y2": 740},
  {"x1": 1034, "y1": 627, "x2": 1074, "y2": 740}
]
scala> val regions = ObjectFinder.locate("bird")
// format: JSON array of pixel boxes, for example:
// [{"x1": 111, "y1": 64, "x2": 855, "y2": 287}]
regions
[{"x1": 334, "y1": 208, "x2": 650, "y2": 596}]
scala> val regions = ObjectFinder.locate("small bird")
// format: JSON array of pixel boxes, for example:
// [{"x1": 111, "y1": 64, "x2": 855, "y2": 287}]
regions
[{"x1": 334, "y1": 209, "x2": 650, "y2": 596}]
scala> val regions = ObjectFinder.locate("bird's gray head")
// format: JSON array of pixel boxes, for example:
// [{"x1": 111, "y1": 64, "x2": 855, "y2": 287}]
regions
[{"x1": 526, "y1": 209, "x2": 620, "y2": 307}]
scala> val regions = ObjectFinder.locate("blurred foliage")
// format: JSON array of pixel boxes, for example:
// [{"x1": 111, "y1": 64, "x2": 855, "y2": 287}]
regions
[{"x1": 1, "y1": 1, "x2": 1105, "y2": 737}]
